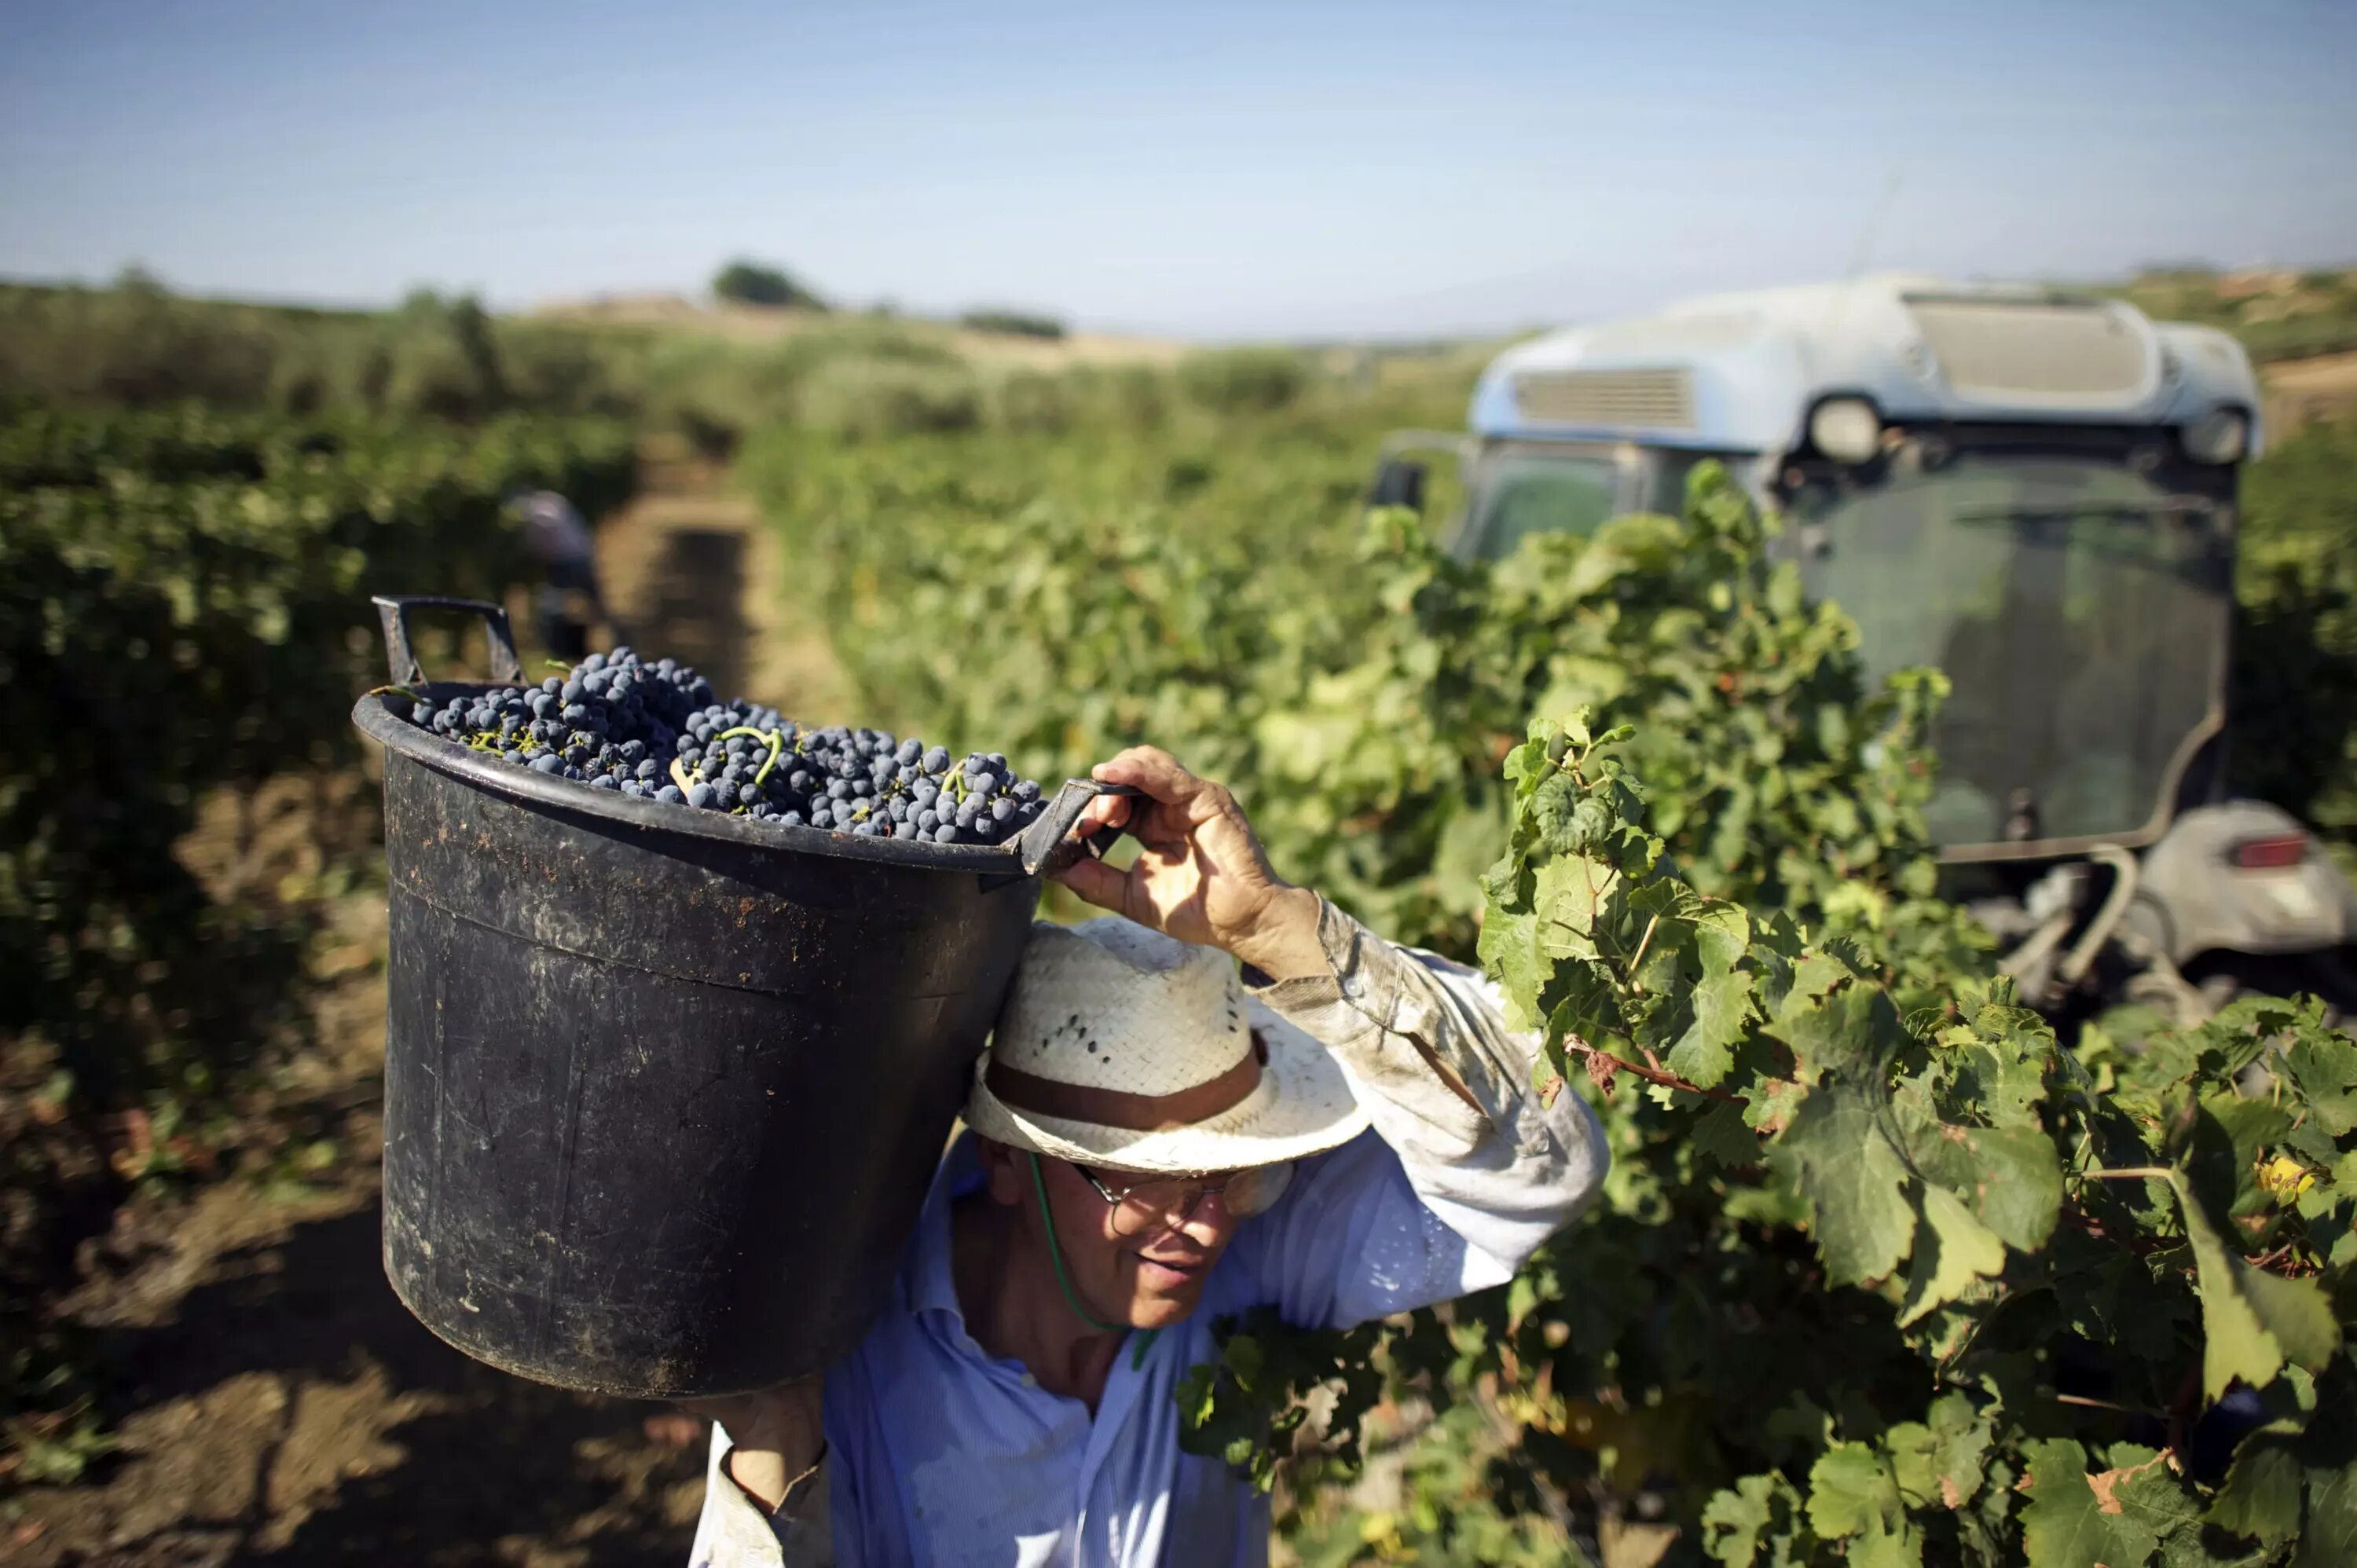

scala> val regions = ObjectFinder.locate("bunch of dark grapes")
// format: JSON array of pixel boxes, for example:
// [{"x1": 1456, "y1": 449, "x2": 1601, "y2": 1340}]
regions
[{"x1": 401, "y1": 645, "x2": 1048, "y2": 845}]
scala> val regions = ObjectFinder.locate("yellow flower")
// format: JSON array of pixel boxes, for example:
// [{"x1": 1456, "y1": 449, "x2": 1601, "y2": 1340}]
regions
[{"x1": 2257, "y1": 1154, "x2": 2315, "y2": 1202}]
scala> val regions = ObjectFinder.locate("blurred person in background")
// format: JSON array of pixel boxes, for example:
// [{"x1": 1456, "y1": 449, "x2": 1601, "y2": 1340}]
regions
[
  {"x1": 515, "y1": 489, "x2": 611, "y2": 661},
  {"x1": 684, "y1": 747, "x2": 1611, "y2": 1568}
]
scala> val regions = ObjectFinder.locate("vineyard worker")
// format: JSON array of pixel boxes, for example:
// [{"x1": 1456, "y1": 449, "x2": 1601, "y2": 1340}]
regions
[
  {"x1": 514, "y1": 488, "x2": 610, "y2": 661},
  {"x1": 687, "y1": 747, "x2": 1609, "y2": 1568}
]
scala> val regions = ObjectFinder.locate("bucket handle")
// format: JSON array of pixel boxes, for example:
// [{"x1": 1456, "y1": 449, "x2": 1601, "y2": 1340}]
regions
[
  {"x1": 1014, "y1": 780, "x2": 1146, "y2": 880},
  {"x1": 372, "y1": 594, "x2": 525, "y2": 688}
]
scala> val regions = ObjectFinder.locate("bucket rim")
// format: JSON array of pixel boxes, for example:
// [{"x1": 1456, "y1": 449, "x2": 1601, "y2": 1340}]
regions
[{"x1": 353, "y1": 685, "x2": 1058, "y2": 874}]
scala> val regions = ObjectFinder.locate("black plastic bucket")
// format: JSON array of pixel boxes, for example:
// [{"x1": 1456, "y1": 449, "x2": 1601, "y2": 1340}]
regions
[{"x1": 352, "y1": 595, "x2": 1124, "y2": 1397}]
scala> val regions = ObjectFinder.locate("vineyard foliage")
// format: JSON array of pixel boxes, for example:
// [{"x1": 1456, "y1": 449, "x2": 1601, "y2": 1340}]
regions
[
  {"x1": 750, "y1": 408, "x2": 2357, "y2": 1562},
  {"x1": 1259, "y1": 712, "x2": 2353, "y2": 1566},
  {"x1": 2233, "y1": 415, "x2": 2357, "y2": 870},
  {"x1": 0, "y1": 400, "x2": 634, "y2": 1471},
  {"x1": 2, "y1": 299, "x2": 2350, "y2": 1554}
]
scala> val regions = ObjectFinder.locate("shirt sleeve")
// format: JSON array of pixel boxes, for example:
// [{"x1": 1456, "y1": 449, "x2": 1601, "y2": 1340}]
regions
[
  {"x1": 687, "y1": 1426, "x2": 838, "y2": 1568},
  {"x1": 1227, "y1": 898, "x2": 1608, "y2": 1328}
]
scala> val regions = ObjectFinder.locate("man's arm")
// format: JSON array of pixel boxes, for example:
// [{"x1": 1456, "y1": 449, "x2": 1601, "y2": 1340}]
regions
[
  {"x1": 1056, "y1": 747, "x2": 1608, "y2": 1324},
  {"x1": 1231, "y1": 897, "x2": 1607, "y2": 1324},
  {"x1": 683, "y1": 1384, "x2": 836, "y2": 1566}
]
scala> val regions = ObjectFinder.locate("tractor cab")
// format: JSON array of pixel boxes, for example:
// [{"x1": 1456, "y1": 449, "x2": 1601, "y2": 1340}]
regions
[{"x1": 1372, "y1": 276, "x2": 2357, "y2": 1020}]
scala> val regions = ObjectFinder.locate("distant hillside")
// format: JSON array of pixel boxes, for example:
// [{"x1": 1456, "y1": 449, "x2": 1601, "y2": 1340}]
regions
[
  {"x1": 2106, "y1": 264, "x2": 2357, "y2": 363},
  {"x1": 529, "y1": 291, "x2": 1183, "y2": 370}
]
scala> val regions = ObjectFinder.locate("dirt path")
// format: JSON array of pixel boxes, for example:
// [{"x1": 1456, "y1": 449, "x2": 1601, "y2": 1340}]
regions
[
  {"x1": 596, "y1": 438, "x2": 853, "y2": 724},
  {"x1": 11, "y1": 901, "x2": 713, "y2": 1566},
  {"x1": 10, "y1": 447, "x2": 833, "y2": 1566}
]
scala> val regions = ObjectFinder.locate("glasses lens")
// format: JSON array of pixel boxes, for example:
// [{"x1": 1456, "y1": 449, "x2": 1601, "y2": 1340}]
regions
[
  {"x1": 1224, "y1": 1160, "x2": 1294, "y2": 1217},
  {"x1": 1105, "y1": 1162, "x2": 1296, "y2": 1235},
  {"x1": 1109, "y1": 1180, "x2": 1197, "y2": 1238}
]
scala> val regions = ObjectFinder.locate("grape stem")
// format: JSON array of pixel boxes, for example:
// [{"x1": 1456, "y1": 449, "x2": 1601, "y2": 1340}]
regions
[
  {"x1": 1558, "y1": 1035, "x2": 1742, "y2": 1104},
  {"x1": 717, "y1": 726, "x2": 786, "y2": 786},
  {"x1": 669, "y1": 757, "x2": 695, "y2": 795}
]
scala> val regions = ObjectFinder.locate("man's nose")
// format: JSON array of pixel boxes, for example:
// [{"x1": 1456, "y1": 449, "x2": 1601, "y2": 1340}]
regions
[{"x1": 1174, "y1": 1189, "x2": 1239, "y2": 1247}]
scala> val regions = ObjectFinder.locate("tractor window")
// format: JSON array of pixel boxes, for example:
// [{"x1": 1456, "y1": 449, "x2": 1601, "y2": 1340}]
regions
[
  {"x1": 1791, "y1": 453, "x2": 2230, "y2": 851},
  {"x1": 1461, "y1": 451, "x2": 1623, "y2": 562}
]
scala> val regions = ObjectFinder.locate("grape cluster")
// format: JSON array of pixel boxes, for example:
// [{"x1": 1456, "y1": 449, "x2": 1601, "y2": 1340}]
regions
[{"x1": 399, "y1": 645, "x2": 1049, "y2": 845}]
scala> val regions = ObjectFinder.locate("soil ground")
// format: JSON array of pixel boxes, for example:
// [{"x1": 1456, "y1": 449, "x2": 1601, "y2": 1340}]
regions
[
  {"x1": 9, "y1": 445, "x2": 834, "y2": 1566},
  {"x1": 2263, "y1": 348, "x2": 2357, "y2": 433}
]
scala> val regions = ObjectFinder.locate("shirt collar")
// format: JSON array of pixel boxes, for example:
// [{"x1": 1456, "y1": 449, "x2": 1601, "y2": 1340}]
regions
[{"x1": 907, "y1": 1128, "x2": 988, "y2": 1327}]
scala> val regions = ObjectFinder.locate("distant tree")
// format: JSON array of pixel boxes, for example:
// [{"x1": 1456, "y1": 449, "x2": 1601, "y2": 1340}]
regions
[
  {"x1": 713, "y1": 260, "x2": 825, "y2": 310},
  {"x1": 112, "y1": 262, "x2": 169, "y2": 295},
  {"x1": 959, "y1": 307, "x2": 1067, "y2": 341}
]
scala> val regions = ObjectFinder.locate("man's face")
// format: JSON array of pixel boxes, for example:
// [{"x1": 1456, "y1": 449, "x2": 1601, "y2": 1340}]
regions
[{"x1": 992, "y1": 1149, "x2": 1249, "y2": 1331}]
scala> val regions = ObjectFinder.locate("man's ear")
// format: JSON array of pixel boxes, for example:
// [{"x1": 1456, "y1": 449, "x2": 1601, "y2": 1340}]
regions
[{"x1": 977, "y1": 1136, "x2": 1025, "y2": 1207}]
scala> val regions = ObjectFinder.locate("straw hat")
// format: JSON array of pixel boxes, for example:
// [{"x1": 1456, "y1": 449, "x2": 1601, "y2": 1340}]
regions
[{"x1": 964, "y1": 918, "x2": 1370, "y2": 1174}]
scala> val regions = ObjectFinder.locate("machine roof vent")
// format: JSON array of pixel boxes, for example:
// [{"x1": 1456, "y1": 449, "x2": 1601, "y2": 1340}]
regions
[
  {"x1": 1512, "y1": 367, "x2": 1695, "y2": 430},
  {"x1": 1904, "y1": 297, "x2": 2149, "y2": 401}
]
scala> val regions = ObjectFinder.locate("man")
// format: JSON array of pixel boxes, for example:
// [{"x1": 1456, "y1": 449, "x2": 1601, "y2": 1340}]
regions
[
  {"x1": 514, "y1": 489, "x2": 610, "y2": 661},
  {"x1": 689, "y1": 746, "x2": 1608, "y2": 1567}
]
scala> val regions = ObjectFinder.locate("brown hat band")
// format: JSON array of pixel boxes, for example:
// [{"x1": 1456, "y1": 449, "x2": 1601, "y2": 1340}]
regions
[{"x1": 987, "y1": 1031, "x2": 1266, "y2": 1133}]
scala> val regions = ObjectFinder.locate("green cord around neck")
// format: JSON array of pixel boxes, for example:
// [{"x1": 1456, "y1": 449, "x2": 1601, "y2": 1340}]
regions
[{"x1": 1027, "y1": 1152, "x2": 1159, "y2": 1372}]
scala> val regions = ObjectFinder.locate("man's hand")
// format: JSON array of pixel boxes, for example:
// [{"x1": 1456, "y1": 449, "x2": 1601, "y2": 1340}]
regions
[
  {"x1": 1055, "y1": 746, "x2": 1327, "y2": 981},
  {"x1": 681, "y1": 1377, "x2": 826, "y2": 1512}
]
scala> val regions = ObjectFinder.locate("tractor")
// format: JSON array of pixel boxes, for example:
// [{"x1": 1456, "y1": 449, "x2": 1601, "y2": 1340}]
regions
[{"x1": 1370, "y1": 275, "x2": 2357, "y2": 1022}]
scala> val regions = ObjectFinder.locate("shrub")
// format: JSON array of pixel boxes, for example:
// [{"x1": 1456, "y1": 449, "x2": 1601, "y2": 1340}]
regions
[
  {"x1": 796, "y1": 357, "x2": 983, "y2": 438},
  {"x1": 1178, "y1": 345, "x2": 1307, "y2": 414},
  {"x1": 990, "y1": 369, "x2": 1078, "y2": 434}
]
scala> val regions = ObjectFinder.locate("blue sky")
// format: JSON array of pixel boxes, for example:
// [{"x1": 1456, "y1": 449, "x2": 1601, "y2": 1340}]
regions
[{"x1": 3, "y1": 1, "x2": 2352, "y2": 339}]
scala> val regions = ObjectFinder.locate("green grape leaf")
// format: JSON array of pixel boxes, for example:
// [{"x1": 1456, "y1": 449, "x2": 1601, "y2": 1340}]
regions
[
  {"x1": 2090, "y1": 1445, "x2": 2196, "y2": 1563},
  {"x1": 2173, "y1": 1173, "x2": 2343, "y2": 1399},
  {"x1": 1897, "y1": 1182, "x2": 2007, "y2": 1326},
  {"x1": 2281, "y1": 1031, "x2": 2357, "y2": 1137},
  {"x1": 2206, "y1": 1438, "x2": 2304, "y2": 1545},
  {"x1": 1847, "y1": 1516, "x2": 1923, "y2": 1568},
  {"x1": 1774, "y1": 1077, "x2": 1917, "y2": 1285},
  {"x1": 2018, "y1": 1439, "x2": 2127, "y2": 1568},
  {"x1": 1904, "y1": 1115, "x2": 2063, "y2": 1252},
  {"x1": 1666, "y1": 963, "x2": 1753, "y2": 1088},
  {"x1": 2295, "y1": 1457, "x2": 2357, "y2": 1568},
  {"x1": 1701, "y1": 1471, "x2": 1809, "y2": 1567},
  {"x1": 1769, "y1": 969, "x2": 1904, "y2": 1082},
  {"x1": 1476, "y1": 903, "x2": 1548, "y2": 1028},
  {"x1": 1692, "y1": 1097, "x2": 1760, "y2": 1169},
  {"x1": 1806, "y1": 1441, "x2": 1899, "y2": 1539},
  {"x1": 1691, "y1": 899, "x2": 1750, "y2": 973}
]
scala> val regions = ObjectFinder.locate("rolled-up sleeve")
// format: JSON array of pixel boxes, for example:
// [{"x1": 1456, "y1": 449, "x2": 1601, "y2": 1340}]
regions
[
  {"x1": 688, "y1": 1427, "x2": 837, "y2": 1568},
  {"x1": 1231, "y1": 898, "x2": 1607, "y2": 1327}
]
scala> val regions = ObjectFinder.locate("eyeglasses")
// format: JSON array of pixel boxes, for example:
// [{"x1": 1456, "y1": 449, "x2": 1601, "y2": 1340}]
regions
[{"x1": 1069, "y1": 1160, "x2": 1295, "y2": 1238}]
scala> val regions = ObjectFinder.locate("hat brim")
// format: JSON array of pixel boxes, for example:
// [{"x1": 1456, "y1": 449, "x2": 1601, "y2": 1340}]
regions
[{"x1": 962, "y1": 999, "x2": 1371, "y2": 1174}]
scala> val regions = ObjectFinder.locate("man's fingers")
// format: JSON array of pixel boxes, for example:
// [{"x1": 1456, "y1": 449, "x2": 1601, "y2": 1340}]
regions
[
  {"x1": 1051, "y1": 854, "x2": 1127, "y2": 913},
  {"x1": 1075, "y1": 791, "x2": 1132, "y2": 837},
  {"x1": 1090, "y1": 746, "x2": 1208, "y2": 807}
]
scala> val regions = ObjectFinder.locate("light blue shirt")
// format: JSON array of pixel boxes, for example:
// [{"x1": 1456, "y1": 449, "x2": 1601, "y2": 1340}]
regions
[{"x1": 693, "y1": 915, "x2": 1609, "y2": 1568}]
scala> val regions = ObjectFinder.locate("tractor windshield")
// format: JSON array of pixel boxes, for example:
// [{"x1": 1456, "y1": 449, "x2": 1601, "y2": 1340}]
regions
[
  {"x1": 1789, "y1": 450, "x2": 2231, "y2": 852},
  {"x1": 1455, "y1": 446, "x2": 1626, "y2": 561}
]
